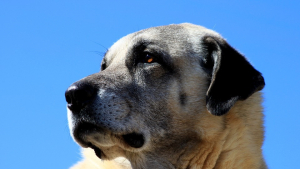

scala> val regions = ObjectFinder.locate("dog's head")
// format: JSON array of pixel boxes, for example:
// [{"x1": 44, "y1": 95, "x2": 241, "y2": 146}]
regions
[{"x1": 66, "y1": 23, "x2": 264, "y2": 167}]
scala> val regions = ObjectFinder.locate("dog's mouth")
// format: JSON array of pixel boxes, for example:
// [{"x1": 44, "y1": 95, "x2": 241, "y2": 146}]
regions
[
  {"x1": 73, "y1": 122, "x2": 145, "y2": 159},
  {"x1": 87, "y1": 132, "x2": 144, "y2": 159}
]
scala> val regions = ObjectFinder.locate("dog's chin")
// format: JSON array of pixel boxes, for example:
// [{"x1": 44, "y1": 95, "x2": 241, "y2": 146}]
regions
[{"x1": 72, "y1": 121, "x2": 145, "y2": 159}]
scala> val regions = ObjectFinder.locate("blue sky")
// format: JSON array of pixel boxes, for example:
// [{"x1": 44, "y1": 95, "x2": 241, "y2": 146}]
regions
[{"x1": 0, "y1": 1, "x2": 299, "y2": 168}]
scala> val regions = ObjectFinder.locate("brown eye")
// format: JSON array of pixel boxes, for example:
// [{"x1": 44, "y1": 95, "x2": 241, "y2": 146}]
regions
[{"x1": 144, "y1": 54, "x2": 155, "y2": 63}]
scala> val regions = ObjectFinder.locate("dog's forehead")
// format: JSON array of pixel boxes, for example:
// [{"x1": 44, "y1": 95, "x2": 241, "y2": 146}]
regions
[{"x1": 104, "y1": 23, "x2": 221, "y2": 64}]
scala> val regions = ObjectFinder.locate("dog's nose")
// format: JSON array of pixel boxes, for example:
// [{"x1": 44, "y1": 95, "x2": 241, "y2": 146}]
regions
[{"x1": 65, "y1": 82, "x2": 97, "y2": 112}]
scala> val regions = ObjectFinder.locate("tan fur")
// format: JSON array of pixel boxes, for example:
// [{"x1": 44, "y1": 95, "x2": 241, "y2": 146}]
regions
[{"x1": 67, "y1": 23, "x2": 266, "y2": 169}]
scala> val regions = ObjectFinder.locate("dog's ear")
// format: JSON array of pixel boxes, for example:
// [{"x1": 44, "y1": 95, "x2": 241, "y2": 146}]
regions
[{"x1": 201, "y1": 36, "x2": 265, "y2": 116}]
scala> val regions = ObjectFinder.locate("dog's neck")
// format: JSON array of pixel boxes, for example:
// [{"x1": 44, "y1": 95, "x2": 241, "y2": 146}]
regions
[
  {"x1": 128, "y1": 135, "x2": 227, "y2": 169},
  {"x1": 129, "y1": 94, "x2": 265, "y2": 169},
  {"x1": 129, "y1": 125, "x2": 264, "y2": 169}
]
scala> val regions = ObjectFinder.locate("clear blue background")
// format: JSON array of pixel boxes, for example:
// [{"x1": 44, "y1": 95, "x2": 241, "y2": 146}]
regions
[{"x1": 1, "y1": 1, "x2": 299, "y2": 168}]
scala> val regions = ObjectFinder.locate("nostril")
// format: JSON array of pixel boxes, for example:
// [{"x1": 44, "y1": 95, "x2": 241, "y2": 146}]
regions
[{"x1": 65, "y1": 82, "x2": 97, "y2": 112}]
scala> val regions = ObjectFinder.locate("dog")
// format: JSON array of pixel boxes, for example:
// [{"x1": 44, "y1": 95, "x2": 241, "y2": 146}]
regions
[{"x1": 65, "y1": 23, "x2": 267, "y2": 169}]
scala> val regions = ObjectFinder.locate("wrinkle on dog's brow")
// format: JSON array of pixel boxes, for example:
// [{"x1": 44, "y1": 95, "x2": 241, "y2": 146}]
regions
[{"x1": 132, "y1": 39, "x2": 153, "y2": 50}]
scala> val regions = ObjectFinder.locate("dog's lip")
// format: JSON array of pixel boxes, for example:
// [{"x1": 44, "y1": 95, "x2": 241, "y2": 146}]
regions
[
  {"x1": 72, "y1": 121, "x2": 106, "y2": 147},
  {"x1": 73, "y1": 121, "x2": 145, "y2": 151},
  {"x1": 86, "y1": 133, "x2": 145, "y2": 160}
]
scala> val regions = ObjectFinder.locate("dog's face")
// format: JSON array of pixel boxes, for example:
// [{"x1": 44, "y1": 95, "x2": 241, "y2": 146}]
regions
[{"x1": 66, "y1": 23, "x2": 264, "y2": 168}]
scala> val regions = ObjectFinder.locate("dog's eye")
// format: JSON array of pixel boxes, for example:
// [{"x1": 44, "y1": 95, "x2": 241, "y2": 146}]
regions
[{"x1": 143, "y1": 53, "x2": 156, "y2": 64}]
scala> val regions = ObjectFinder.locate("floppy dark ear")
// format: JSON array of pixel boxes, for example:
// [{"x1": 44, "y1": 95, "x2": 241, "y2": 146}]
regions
[{"x1": 201, "y1": 36, "x2": 265, "y2": 116}]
